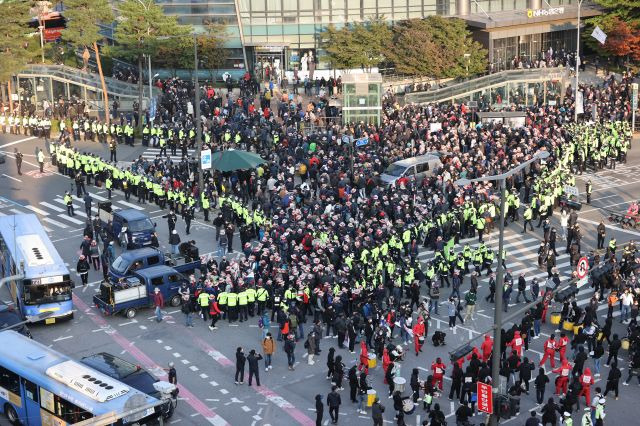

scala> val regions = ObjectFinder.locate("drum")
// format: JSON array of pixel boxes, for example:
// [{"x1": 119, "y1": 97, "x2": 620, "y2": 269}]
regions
[
  {"x1": 367, "y1": 389, "x2": 377, "y2": 407},
  {"x1": 393, "y1": 377, "x2": 406, "y2": 393},
  {"x1": 622, "y1": 338, "x2": 630, "y2": 350},
  {"x1": 402, "y1": 399, "x2": 416, "y2": 415},
  {"x1": 368, "y1": 353, "x2": 377, "y2": 369},
  {"x1": 550, "y1": 312, "x2": 561, "y2": 325},
  {"x1": 562, "y1": 320, "x2": 574, "y2": 331}
]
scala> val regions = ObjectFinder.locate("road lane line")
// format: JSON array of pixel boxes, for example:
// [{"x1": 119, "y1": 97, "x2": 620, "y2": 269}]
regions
[
  {"x1": 2, "y1": 174, "x2": 22, "y2": 182},
  {"x1": 0, "y1": 136, "x2": 37, "y2": 148},
  {"x1": 72, "y1": 295, "x2": 231, "y2": 426},
  {"x1": 57, "y1": 214, "x2": 85, "y2": 225},
  {"x1": 25, "y1": 204, "x2": 49, "y2": 216}
]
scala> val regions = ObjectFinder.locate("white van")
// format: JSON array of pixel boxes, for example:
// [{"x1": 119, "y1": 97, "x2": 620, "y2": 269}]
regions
[{"x1": 380, "y1": 154, "x2": 443, "y2": 186}]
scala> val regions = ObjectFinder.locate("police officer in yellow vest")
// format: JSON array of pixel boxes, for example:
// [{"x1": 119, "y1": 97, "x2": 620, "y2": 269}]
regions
[
  {"x1": 238, "y1": 287, "x2": 249, "y2": 322},
  {"x1": 256, "y1": 283, "x2": 269, "y2": 315},
  {"x1": 197, "y1": 291, "x2": 210, "y2": 321},
  {"x1": 63, "y1": 191, "x2": 74, "y2": 216},
  {"x1": 226, "y1": 291, "x2": 238, "y2": 323},
  {"x1": 246, "y1": 285, "x2": 256, "y2": 317}
]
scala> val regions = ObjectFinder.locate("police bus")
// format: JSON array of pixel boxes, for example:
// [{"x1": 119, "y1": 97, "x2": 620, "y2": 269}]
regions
[
  {"x1": 0, "y1": 214, "x2": 74, "y2": 323},
  {"x1": 0, "y1": 330, "x2": 163, "y2": 425}
]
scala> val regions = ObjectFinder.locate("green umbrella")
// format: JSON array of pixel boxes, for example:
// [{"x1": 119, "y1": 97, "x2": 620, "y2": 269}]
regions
[{"x1": 210, "y1": 149, "x2": 266, "y2": 172}]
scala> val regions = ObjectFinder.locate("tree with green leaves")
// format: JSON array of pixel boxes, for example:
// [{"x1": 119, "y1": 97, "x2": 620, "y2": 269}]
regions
[
  {"x1": 114, "y1": 0, "x2": 192, "y2": 128},
  {"x1": 386, "y1": 19, "x2": 445, "y2": 78},
  {"x1": 387, "y1": 16, "x2": 486, "y2": 78},
  {"x1": 320, "y1": 18, "x2": 392, "y2": 71},
  {"x1": 62, "y1": 0, "x2": 114, "y2": 123},
  {"x1": 198, "y1": 23, "x2": 230, "y2": 83},
  {"x1": 0, "y1": 1, "x2": 37, "y2": 111}
]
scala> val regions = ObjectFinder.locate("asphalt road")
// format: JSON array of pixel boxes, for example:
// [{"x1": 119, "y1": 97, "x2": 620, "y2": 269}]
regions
[{"x1": 0, "y1": 131, "x2": 639, "y2": 426}]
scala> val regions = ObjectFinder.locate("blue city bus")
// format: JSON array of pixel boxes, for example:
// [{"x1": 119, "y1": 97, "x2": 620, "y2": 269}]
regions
[
  {"x1": 0, "y1": 330, "x2": 163, "y2": 425},
  {"x1": 0, "y1": 214, "x2": 74, "y2": 324}
]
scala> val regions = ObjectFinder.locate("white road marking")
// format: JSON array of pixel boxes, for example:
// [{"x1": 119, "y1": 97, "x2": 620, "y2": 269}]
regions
[
  {"x1": 164, "y1": 346, "x2": 173, "y2": 351},
  {"x1": 2, "y1": 174, "x2": 22, "y2": 182},
  {"x1": 199, "y1": 373, "x2": 208, "y2": 378},
  {"x1": 219, "y1": 389, "x2": 229, "y2": 394},
  {"x1": 57, "y1": 213, "x2": 84, "y2": 225},
  {"x1": 173, "y1": 352, "x2": 181, "y2": 358},
  {"x1": 53, "y1": 336, "x2": 73, "y2": 342},
  {"x1": 0, "y1": 136, "x2": 37, "y2": 148},
  {"x1": 189, "y1": 365, "x2": 199, "y2": 371},
  {"x1": 209, "y1": 381, "x2": 218, "y2": 386},
  {"x1": 119, "y1": 320, "x2": 138, "y2": 326},
  {"x1": 116, "y1": 199, "x2": 145, "y2": 210},
  {"x1": 39, "y1": 201, "x2": 65, "y2": 212},
  {"x1": 42, "y1": 216, "x2": 69, "y2": 228}
]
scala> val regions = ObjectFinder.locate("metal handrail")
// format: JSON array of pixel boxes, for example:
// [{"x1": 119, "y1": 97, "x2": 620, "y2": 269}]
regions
[
  {"x1": 404, "y1": 67, "x2": 568, "y2": 104},
  {"x1": 17, "y1": 64, "x2": 158, "y2": 99}
]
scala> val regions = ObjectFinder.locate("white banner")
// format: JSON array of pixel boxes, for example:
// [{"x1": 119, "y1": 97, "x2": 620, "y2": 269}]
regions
[
  {"x1": 591, "y1": 26, "x2": 607, "y2": 45},
  {"x1": 576, "y1": 90, "x2": 584, "y2": 115}
]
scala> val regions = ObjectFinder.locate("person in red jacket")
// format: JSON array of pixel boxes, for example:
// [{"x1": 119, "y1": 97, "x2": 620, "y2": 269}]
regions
[
  {"x1": 208, "y1": 294, "x2": 222, "y2": 330},
  {"x1": 153, "y1": 287, "x2": 164, "y2": 322},
  {"x1": 382, "y1": 347, "x2": 391, "y2": 384},
  {"x1": 508, "y1": 330, "x2": 524, "y2": 357},
  {"x1": 412, "y1": 316, "x2": 426, "y2": 356},
  {"x1": 557, "y1": 332, "x2": 569, "y2": 362},
  {"x1": 480, "y1": 334, "x2": 493, "y2": 362},
  {"x1": 466, "y1": 346, "x2": 482, "y2": 363},
  {"x1": 431, "y1": 357, "x2": 446, "y2": 390},
  {"x1": 552, "y1": 359, "x2": 572, "y2": 395},
  {"x1": 578, "y1": 367, "x2": 594, "y2": 405},
  {"x1": 540, "y1": 333, "x2": 557, "y2": 368},
  {"x1": 358, "y1": 341, "x2": 369, "y2": 374}
]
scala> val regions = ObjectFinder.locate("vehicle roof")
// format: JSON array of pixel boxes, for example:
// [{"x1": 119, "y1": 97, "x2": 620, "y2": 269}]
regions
[
  {"x1": 117, "y1": 247, "x2": 162, "y2": 261},
  {"x1": 134, "y1": 265, "x2": 178, "y2": 278},
  {"x1": 390, "y1": 154, "x2": 441, "y2": 167},
  {"x1": 0, "y1": 214, "x2": 69, "y2": 278},
  {"x1": 115, "y1": 209, "x2": 150, "y2": 221},
  {"x1": 0, "y1": 330, "x2": 157, "y2": 413}
]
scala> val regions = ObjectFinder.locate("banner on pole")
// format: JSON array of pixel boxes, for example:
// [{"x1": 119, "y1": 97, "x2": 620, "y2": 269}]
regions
[
  {"x1": 591, "y1": 26, "x2": 607, "y2": 45},
  {"x1": 477, "y1": 382, "x2": 493, "y2": 414},
  {"x1": 200, "y1": 149, "x2": 212, "y2": 170},
  {"x1": 576, "y1": 91, "x2": 584, "y2": 115}
]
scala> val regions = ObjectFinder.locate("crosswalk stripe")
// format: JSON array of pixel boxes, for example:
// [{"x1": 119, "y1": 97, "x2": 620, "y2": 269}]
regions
[
  {"x1": 53, "y1": 198, "x2": 81, "y2": 211},
  {"x1": 75, "y1": 210, "x2": 88, "y2": 219},
  {"x1": 88, "y1": 192, "x2": 107, "y2": 201},
  {"x1": 9, "y1": 208, "x2": 24, "y2": 216},
  {"x1": 39, "y1": 201, "x2": 65, "y2": 213},
  {"x1": 57, "y1": 214, "x2": 84, "y2": 225},
  {"x1": 25, "y1": 205, "x2": 49, "y2": 216},
  {"x1": 115, "y1": 200, "x2": 145, "y2": 210},
  {"x1": 43, "y1": 217, "x2": 69, "y2": 229}
]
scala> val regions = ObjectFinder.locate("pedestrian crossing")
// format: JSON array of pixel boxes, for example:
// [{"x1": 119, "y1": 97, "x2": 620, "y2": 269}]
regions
[
  {"x1": 417, "y1": 227, "x2": 626, "y2": 323},
  {"x1": 140, "y1": 147, "x2": 196, "y2": 162},
  {"x1": 0, "y1": 190, "x2": 149, "y2": 234}
]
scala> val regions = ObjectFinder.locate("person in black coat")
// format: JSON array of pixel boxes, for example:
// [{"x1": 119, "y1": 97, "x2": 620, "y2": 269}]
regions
[
  {"x1": 327, "y1": 386, "x2": 341, "y2": 424},
  {"x1": 348, "y1": 365, "x2": 358, "y2": 403},
  {"x1": 332, "y1": 355, "x2": 345, "y2": 390},
  {"x1": 534, "y1": 367, "x2": 549, "y2": 404},
  {"x1": 247, "y1": 349, "x2": 263, "y2": 386},
  {"x1": 76, "y1": 255, "x2": 90, "y2": 286},
  {"x1": 603, "y1": 361, "x2": 621, "y2": 399},
  {"x1": 410, "y1": 368, "x2": 420, "y2": 403},
  {"x1": 449, "y1": 362, "x2": 463, "y2": 400},
  {"x1": 541, "y1": 397, "x2": 561, "y2": 426},
  {"x1": 326, "y1": 347, "x2": 335, "y2": 380},
  {"x1": 315, "y1": 394, "x2": 323, "y2": 426},
  {"x1": 235, "y1": 347, "x2": 246, "y2": 385},
  {"x1": 518, "y1": 356, "x2": 534, "y2": 393},
  {"x1": 392, "y1": 391, "x2": 403, "y2": 419}
]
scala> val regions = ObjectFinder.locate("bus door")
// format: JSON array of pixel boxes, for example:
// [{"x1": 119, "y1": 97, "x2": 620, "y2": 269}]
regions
[{"x1": 20, "y1": 378, "x2": 41, "y2": 426}]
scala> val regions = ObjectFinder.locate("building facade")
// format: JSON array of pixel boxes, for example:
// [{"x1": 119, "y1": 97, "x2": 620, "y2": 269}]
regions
[{"x1": 156, "y1": 0, "x2": 596, "y2": 75}]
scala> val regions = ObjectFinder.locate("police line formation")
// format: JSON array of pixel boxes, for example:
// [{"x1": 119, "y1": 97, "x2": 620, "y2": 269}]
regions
[{"x1": 2, "y1": 72, "x2": 639, "y2": 426}]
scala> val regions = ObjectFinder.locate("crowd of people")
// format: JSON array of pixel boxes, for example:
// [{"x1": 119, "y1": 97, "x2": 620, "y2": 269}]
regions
[{"x1": 4, "y1": 62, "x2": 638, "y2": 425}]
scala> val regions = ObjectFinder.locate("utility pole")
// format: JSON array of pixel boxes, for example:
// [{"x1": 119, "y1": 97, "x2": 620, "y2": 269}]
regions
[{"x1": 194, "y1": 34, "x2": 203, "y2": 194}]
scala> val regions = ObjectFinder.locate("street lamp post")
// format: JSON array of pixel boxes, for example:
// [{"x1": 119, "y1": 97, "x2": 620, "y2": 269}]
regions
[
  {"x1": 454, "y1": 150, "x2": 550, "y2": 426},
  {"x1": 574, "y1": 0, "x2": 584, "y2": 122},
  {"x1": 193, "y1": 33, "x2": 204, "y2": 195}
]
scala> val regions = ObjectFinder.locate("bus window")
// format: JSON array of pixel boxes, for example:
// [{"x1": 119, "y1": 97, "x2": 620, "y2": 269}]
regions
[
  {"x1": 0, "y1": 366, "x2": 20, "y2": 394},
  {"x1": 54, "y1": 394, "x2": 92, "y2": 423},
  {"x1": 24, "y1": 283, "x2": 72, "y2": 305},
  {"x1": 151, "y1": 277, "x2": 164, "y2": 287}
]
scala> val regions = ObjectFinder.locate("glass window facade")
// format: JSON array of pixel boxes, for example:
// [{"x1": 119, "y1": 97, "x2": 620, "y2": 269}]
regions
[
  {"x1": 490, "y1": 29, "x2": 577, "y2": 72},
  {"x1": 156, "y1": 0, "x2": 586, "y2": 72}
]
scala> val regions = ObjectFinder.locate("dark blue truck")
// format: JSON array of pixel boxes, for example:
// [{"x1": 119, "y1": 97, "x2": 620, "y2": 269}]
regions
[
  {"x1": 93, "y1": 265, "x2": 187, "y2": 318},
  {"x1": 109, "y1": 247, "x2": 201, "y2": 282}
]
